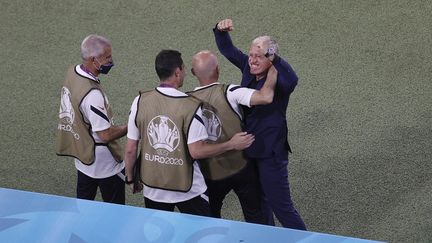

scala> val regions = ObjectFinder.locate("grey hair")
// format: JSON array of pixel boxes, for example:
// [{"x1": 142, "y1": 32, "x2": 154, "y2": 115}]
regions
[
  {"x1": 80, "y1": 34, "x2": 111, "y2": 60},
  {"x1": 251, "y1": 36, "x2": 279, "y2": 54}
]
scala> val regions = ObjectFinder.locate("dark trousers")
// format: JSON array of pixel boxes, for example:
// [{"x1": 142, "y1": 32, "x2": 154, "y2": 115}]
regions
[
  {"x1": 252, "y1": 157, "x2": 307, "y2": 230},
  {"x1": 144, "y1": 194, "x2": 211, "y2": 217},
  {"x1": 206, "y1": 161, "x2": 264, "y2": 224},
  {"x1": 76, "y1": 170, "x2": 125, "y2": 205}
]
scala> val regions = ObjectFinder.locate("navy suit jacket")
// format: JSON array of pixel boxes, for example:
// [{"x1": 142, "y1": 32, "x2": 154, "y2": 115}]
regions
[{"x1": 214, "y1": 28, "x2": 298, "y2": 160}]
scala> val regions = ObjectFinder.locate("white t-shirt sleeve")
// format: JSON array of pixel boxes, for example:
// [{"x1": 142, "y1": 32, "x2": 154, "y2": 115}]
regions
[
  {"x1": 226, "y1": 84, "x2": 255, "y2": 108},
  {"x1": 80, "y1": 89, "x2": 111, "y2": 132},
  {"x1": 187, "y1": 107, "x2": 209, "y2": 144},
  {"x1": 127, "y1": 96, "x2": 140, "y2": 140}
]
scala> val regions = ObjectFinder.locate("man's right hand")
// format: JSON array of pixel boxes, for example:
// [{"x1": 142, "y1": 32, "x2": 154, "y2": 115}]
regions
[
  {"x1": 129, "y1": 182, "x2": 143, "y2": 194},
  {"x1": 217, "y1": 19, "x2": 234, "y2": 32},
  {"x1": 229, "y1": 132, "x2": 255, "y2": 150}
]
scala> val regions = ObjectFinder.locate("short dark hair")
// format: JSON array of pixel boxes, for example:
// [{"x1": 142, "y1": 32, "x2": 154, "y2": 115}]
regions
[{"x1": 155, "y1": 50, "x2": 183, "y2": 81}]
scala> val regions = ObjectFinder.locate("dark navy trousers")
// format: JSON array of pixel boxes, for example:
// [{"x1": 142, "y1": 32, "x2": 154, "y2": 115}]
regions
[
  {"x1": 206, "y1": 161, "x2": 264, "y2": 224},
  {"x1": 252, "y1": 157, "x2": 307, "y2": 230},
  {"x1": 76, "y1": 170, "x2": 125, "y2": 205}
]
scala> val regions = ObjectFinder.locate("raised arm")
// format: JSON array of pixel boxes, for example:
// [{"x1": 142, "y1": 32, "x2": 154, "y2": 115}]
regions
[{"x1": 213, "y1": 18, "x2": 249, "y2": 70}]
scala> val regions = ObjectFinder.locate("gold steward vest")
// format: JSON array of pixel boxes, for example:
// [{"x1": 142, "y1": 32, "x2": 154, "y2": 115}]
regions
[
  {"x1": 188, "y1": 84, "x2": 248, "y2": 180},
  {"x1": 56, "y1": 66, "x2": 123, "y2": 165},
  {"x1": 136, "y1": 89, "x2": 202, "y2": 192}
]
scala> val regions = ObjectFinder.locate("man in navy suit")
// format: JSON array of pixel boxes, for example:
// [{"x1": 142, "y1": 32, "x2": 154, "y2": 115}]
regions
[{"x1": 213, "y1": 18, "x2": 306, "y2": 230}]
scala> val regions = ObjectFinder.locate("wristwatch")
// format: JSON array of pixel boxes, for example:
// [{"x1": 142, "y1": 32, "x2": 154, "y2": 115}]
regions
[
  {"x1": 265, "y1": 46, "x2": 276, "y2": 58},
  {"x1": 125, "y1": 176, "x2": 134, "y2": 185}
]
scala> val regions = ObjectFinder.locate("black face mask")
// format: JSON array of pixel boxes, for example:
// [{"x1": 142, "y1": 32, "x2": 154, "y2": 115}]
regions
[
  {"x1": 99, "y1": 62, "x2": 114, "y2": 74},
  {"x1": 95, "y1": 58, "x2": 114, "y2": 74}
]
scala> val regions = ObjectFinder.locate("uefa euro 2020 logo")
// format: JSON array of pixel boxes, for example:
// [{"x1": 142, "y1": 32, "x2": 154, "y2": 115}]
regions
[
  {"x1": 59, "y1": 87, "x2": 75, "y2": 124},
  {"x1": 202, "y1": 109, "x2": 221, "y2": 141},
  {"x1": 147, "y1": 115, "x2": 180, "y2": 156},
  {"x1": 58, "y1": 87, "x2": 80, "y2": 140}
]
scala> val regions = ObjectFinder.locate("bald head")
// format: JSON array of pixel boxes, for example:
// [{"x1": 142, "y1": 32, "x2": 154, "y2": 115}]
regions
[{"x1": 192, "y1": 50, "x2": 219, "y2": 85}]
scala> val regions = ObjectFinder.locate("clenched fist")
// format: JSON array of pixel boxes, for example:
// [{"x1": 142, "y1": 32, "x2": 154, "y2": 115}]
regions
[{"x1": 217, "y1": 19, "x2": 234, "y2": 32}]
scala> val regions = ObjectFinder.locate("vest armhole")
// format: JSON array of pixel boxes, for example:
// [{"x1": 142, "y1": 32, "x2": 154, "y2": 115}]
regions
[
  {"x1": 56, "y1": 153, "x2": 96, "y2": 166},
  {"x1": 223, "y1": 85, "x2": 243, "y2": 122},
  {"x1": 135, "y1": 94, "x2": 143, "y2": 129}
]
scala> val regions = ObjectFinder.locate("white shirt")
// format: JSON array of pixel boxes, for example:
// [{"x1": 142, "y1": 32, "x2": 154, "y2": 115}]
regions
[
  {"x1": 193, "y1": 82, "x2": 255, "y2": 119},
  {"x1": 74, "y1": 65, "x2": 125, "y2": 179},
  {"x1": 127, "y1": 87, "x2": 208, "y2": 203}
]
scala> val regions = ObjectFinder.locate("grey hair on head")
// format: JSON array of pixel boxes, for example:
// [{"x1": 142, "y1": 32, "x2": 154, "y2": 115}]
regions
[
  {"x1": 80, "y1": 34, "x2": 111, "y2": 60},
  {"x1": 251, "y1": 36, "x2": 279, "y2": 55}
]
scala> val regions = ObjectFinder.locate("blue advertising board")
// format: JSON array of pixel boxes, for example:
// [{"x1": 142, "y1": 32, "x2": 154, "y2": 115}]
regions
[{"x1": 0, "y1": 188, "x2": 381, "y2": 243}]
